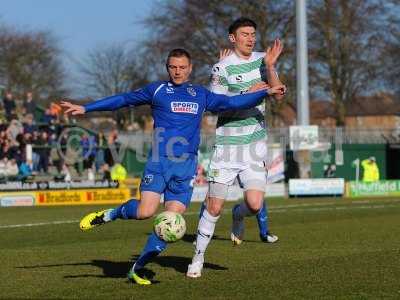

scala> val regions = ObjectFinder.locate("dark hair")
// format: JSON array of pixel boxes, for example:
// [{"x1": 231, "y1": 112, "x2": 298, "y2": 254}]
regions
[
  {"x1": 228, "y1": 17, "x2": 257, "y2": 34},
  {"x1": 166, "y1": 48, "x2": 191, "y2": 64}
]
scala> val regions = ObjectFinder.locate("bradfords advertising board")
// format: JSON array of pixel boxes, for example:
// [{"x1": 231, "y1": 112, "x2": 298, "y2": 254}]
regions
[{"x1": 0, "y1": 188, "x2": 131, "y2": 206}]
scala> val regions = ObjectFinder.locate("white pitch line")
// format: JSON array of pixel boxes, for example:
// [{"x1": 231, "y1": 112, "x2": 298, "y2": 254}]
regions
[
  {"x1": 185, "y1": 201, "x2": 400, "y2": 215},
  {"x1": 0, "y1": 201, "x2": 399, "y2": 229},
  {"x1": 0, "y1": 220, "x2": 79, "y2": 229}
]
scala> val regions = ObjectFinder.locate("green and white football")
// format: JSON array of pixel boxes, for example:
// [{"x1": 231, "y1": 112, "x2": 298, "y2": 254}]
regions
[{"x1": 153, "y1": 211, "x2": 186, "y2": 242}]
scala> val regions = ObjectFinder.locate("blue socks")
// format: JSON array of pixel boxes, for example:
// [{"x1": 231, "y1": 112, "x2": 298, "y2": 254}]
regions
[
  {"x1": 108, "y1": 198, "x2": 140, "y2": 220},
  {"x1": 105, "y1": 199, "x2": 168, "y2": 272},
  {"x1": 198, "y1": 201, "x2": 206, "y2": 219},
  {"x1": 133, "y1": 232, "x2": 167, "y2": 271},
  {"x1": 256, "y1": 202, "x2": 269, "y2": 237}
]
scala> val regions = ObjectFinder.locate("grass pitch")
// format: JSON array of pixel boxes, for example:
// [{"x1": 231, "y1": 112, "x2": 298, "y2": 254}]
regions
[{"x1": 1, "y1": 197, "x2": 400, "y2": 299}]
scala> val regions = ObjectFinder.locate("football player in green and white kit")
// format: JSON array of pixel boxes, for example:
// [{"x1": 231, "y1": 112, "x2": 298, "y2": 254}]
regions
[{"x1": 187, "y1": 17, "x2": 285, "y2": 278}]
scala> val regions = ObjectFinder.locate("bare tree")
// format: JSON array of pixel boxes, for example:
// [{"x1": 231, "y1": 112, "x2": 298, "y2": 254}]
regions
[
  {"x1": 78, "y1": 44, "x2": 150, "y2": 129},
  {"x1": 382, "y1": 0, "x2": 400, "y2": 96},
  {"x1": 78, "y1": 44, "x2": 149, "y2": 98},
  {"x1": 143, "y1": 0, "x2": 294, "y2": 81},
  {"x1": 308, "y1": 0, "x2": 396, "y2": 125},
  {"x1": 0, "y1": 24, "x2": 66, "y2": 99},
  {"x1": 142, "y1": 0, "x2": 295, "y2": 126}
]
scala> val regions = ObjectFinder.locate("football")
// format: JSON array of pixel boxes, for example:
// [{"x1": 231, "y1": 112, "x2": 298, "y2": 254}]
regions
[{"x1": 153, "y1": 211, "x2": 186, "y2": 242}]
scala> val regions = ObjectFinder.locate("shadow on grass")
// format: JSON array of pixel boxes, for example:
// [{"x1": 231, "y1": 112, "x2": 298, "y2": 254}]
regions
[
  {"x1": 17, "y1": 256, "x2": 227, "y2": 279},
  {"x1": 182, "y1": 233, "x2": 262, "y2": 244}
]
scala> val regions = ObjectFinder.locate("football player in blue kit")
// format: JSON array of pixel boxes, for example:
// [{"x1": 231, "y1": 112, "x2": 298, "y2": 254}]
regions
[{"x1": 61, "y1": 48, "x2": 285, "y2": 285}]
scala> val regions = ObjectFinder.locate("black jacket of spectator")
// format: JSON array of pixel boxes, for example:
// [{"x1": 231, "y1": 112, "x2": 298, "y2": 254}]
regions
[
  {"x1": 24, "y1": 99, "x2": 37, "y2": 116},
  {"x1": 3, "y1": 95, "x2": 16, "y2": 120}
]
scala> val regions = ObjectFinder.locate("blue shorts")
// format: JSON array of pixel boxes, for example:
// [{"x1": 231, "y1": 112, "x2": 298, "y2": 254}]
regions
[{"x1": 140, "y1": 155, "x2": 197, "y2": 207}]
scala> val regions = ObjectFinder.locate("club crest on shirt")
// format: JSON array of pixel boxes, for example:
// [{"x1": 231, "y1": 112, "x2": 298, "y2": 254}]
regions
[
  {"x1": 143, "y1": 174, "x2": 154, "y2": 185},
  {"x1": 171, "y1": 102, "x2": 199, "y2": 114},
  {"x1": 235, "y1": 75, "x2": 243, "y2": 82},
  {"x1": 187, "y1": 87, "x2": 196, "y2": 97},
  {"x1": 209, "y1": 169, "x2": 219, "y2": 178}
]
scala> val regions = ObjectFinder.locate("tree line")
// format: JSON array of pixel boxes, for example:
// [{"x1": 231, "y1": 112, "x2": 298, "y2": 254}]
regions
[{"x1": 0, "y1": 0, "x2": 399, "y2": 125}]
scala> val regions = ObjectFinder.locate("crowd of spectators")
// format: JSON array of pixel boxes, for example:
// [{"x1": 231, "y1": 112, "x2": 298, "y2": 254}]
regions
[
  {"x1": 0, "y1": 90, "x2": 124, "y2": 183},
  {"x1": 0, "y1": 90, "x2": 209, "y2": 185}
]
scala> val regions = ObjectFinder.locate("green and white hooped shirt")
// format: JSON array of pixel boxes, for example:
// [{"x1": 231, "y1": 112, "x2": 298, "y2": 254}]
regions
[{"x1": 210, "y1": 52, "x2": 275, "y2": 146}]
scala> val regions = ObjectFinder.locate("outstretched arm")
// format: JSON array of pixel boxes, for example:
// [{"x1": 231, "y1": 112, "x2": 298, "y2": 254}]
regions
[
  {"x1": 60, "y1": 85, "x2": 154, "y2": 115},
  {"x1": 60, "y1": 101, "x2": 85, "y2": 115},
  {"x1": 206, "y1": 84, "x2": 286, "y2": 113}
]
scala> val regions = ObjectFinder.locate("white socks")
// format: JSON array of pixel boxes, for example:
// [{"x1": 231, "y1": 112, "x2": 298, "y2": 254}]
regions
[{"x1": 193, "y1": 209, "x2": 220, "y2": 263}]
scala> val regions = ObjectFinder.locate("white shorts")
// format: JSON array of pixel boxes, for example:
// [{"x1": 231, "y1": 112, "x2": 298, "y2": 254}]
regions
[{"x1": 208, "y1": 140, "x2": 267, "y2": 192}]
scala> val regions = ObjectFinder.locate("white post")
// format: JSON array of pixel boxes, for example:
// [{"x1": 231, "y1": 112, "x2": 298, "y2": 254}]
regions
[{"x1": 296, "y1": 0, "x2": 310, "y2": 125}]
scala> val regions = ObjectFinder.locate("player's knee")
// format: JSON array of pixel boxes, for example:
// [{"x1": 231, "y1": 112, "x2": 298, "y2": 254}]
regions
[
  {"x1": 244, "y1": 188, "x2": 265, "y2": 214},
  {"x1": 247, "y1": 201, "x2": 263, "y2": 214},
  {"x1": 206, "y1": 203, "x2": 223, "y2": 217},
  {"x1": 137, "y1": 206, "x2": 157, "y2": 219}
]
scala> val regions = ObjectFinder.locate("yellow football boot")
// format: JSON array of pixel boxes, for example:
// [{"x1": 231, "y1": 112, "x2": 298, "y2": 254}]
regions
[
  {"x1": 79, "y1": 209, "x2": 110, "y2": 231},
  {"x1": 127, "y1": 270, "x2": 151, "y2": 285}
]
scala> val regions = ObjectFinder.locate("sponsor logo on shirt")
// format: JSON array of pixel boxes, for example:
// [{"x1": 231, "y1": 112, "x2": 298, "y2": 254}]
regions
[
  {"x1": 171, "y1": 102, "x2": 199, "y2": 114},
  {"x1": 166, "y1": 87, "x2": 174, "y2": 94}
]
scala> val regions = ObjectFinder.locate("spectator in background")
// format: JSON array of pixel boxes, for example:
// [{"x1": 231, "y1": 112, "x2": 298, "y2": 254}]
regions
[
  {"x1": 31, "y1": 131, "x2": 40, "y2": 172},
  {"x1": 7, "y1": 119, "x2": 23, "y2": 141},
  {"x1": 0, "y1": 140, "x2": 11, "y2": 160},
  {"x1": 42, "y1": 108, "x2": 56, "y2": 124},
  {"x1": 81, "y1": 134, "x2": 97, "y2": 171},
  {"x1": 36, "y1": 131, "x2": 51, "y2": 173},
  {"x1": 104, "y1": 129, "x2": 118, "y2": 166},
  {"x1": 61, "y1": 163, "x2": 72, "y2": 182},
  {"x1": 50, "y1": 102, "x2": 62, "y2": 124},
  {"x1": 95, "y1": 131, "x2": 106, "y2": 171},
  {"x1": 23, "y1": 92, "x2": 37, "y2": 116},
  {"x1": 0, "y1": 158, "x2": 6, "y2": 180},
  {"x1": 88, "y1": 166, "x2": 95, "y2": 181},
  {"x1": 18, "y1": 160, "x2": 32, "y2": 181},
  {"x1": 0, "y1": 99, "x2": 6, "y2": 124},
  {"x1": 3, "y1": 91, "x2": 16, "y2": 121},
  {"x1": 101, "y1": 163, "x2": 111, "y2": 181},
  {"x1": 49, "y1": 132, "x2": 64, "y2": 174},
  {"x1": 362, "y1": 157, "x2": 380, "y2": 182},
  {"x1": 6, "y1": 158, "x2": 19, "y2": 180},
  {"x1": 23, "y1": 114, "x2": 38, "y2": 134}
]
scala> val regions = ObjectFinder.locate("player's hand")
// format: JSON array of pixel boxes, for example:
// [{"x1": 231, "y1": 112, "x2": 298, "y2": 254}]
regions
[
  {"x1": 248, "y1": 82, "x2": 270, "y2": 93},
  {"x1": 267, "y1": 85, "x2": 286, "y2": 97},
  {"x1": 264, "y1": 39, "x2": 283, "y2": 68},
  {"x1": 60, "y1": 100, "x2": 85, "y2": 115},
  {"x1": 219, "y1": 49, "x2": 233, "y2": 61}
]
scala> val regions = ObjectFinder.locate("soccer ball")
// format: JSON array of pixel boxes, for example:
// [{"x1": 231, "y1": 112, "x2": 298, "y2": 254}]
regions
[{"x1": 153, "y1": 211, "x2": 186, "y2": 243}]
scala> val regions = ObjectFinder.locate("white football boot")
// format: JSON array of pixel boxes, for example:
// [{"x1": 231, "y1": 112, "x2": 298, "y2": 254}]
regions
[
  {"x1": 231, "y1": 204, "x2": 245, "y2": 245},
  {"x1": 260, "y1": 233, "x2": 279, "y2": 243},
  {"x1": 186, "y1": 256, "x2": 204, "y2": 278}
]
